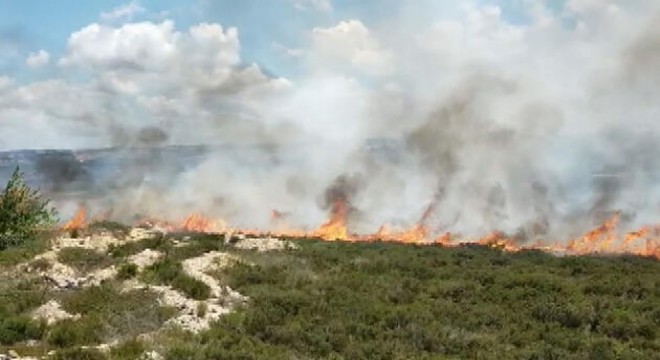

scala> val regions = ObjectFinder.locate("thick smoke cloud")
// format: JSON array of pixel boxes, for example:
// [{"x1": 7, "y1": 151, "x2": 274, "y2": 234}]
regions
[{"x1": 1, "y1": 1, "x2": 660, "y2": 243}]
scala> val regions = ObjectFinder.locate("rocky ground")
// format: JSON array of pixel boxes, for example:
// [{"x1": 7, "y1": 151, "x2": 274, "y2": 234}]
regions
[{"x1": 1, "y1": 225, "x2": 297, "y2": 360}]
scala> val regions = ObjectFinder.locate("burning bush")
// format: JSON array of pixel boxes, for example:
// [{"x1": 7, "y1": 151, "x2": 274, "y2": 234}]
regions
[{"x1": 0, "y1": 167, "x2": 56, "y2": 250}]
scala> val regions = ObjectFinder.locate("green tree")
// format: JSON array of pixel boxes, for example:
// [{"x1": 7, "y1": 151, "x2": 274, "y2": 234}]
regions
[{"x1": 0, "y1": 167, "x2": 56, "y2": 250}]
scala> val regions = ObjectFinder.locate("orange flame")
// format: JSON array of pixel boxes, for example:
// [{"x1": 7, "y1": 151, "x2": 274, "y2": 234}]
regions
[
  {"x1": 86, "y1": 196, "x2": 660, "y2": 261},
  {"x1": 312, "y1": 200, "x2": 348, "y2": 240},
  {"x1": 63, "y1": 206, "x2": 87, "y2": 231},
  {"x1": 567, "y1": 213, "x2": 620, "y2": 255},
  {"x1": 179, "y1": 213, "x2": 226, "y2": 233}
]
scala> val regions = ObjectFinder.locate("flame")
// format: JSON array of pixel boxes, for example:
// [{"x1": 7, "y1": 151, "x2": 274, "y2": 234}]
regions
[
  {"x1": 56, "y1": 196, "x2": 660, "y2": 260},
  {"x1": 478, "y1": 231, "x2": 519, "y2": 252},
  {"x1": 566, "y1": 213, "x2": 620, "y2": 255},
  {"x1": 312, "y1": 200, "x2": 348, "y2": 240},
  {"x1": 63, "y1": 206, "x2": 87, "y2": 231},
  {"x1": 179, "y1": 213, "x2": 227, "y2": 233}
]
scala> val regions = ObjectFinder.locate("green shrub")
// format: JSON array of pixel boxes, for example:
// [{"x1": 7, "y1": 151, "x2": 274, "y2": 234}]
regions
[
  {"x1": 57, "y1": 247, "x2": 114, "y2": 273},
  {"x1": 51, "y1": 347, "x2": 108, "y2": 360},
  {"x1": 110, "y1": 338, "x2": 145, "y2": 360},
  {"x1": 0, "y1": 167, "x2": 56, "y2": 250},
  {"x1": 0, "y1": 277, "x2": 49, "y2": 326},
  {"x1": 88, "y1": 220, "x2": 130, "y2": 235},
  {"x1": 109, "y1": 234, "x2": 168, "y2": 259},
  {"x1": 179, "y1": 239, "x2": 660, "y2": 359},
  {"x1": 47, "y1": 318, "x2": 102, "y2": 347},
  {"x1": 116, "y1": 263, "x2": 138, "y2": 280},
  {"x1": 59, "y1": 284, "x2": 176, "y2": 343},
  {"x1": 0, "y1": 315, "x2": 45, "y2": 345},
  {"x1": 143, "y1": 259, "x2": 211, "y2": 300},
  {"x1": 197, "y1": 302, "x2": 208, "y2": 318}
]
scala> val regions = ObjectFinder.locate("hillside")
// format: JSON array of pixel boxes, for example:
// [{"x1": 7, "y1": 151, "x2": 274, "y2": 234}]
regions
[{"x1": 0, "y1": 224, "x2": 658, "y2": 360}]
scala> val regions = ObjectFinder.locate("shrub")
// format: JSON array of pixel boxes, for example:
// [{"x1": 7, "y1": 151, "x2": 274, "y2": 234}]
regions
[
  {"x1": 59, "y1": 284, "x2": 176, "y2": 343},
  {"x1": 0, "y1": 315, "x2": 45, "y2": 345},
  {"x1": 143, "y1": 259, "x2": 211, "y2": 300},
  {"x1": 88, "y1": 220, "x2": 130, "y2": 235},
  {"x1": 51, "y1": 347, "x2": 108, "y2": 360},
  {"x1": 109, "y1": 234, "x2": 168, "y2": 259},
  {"x1": 0, "y1": 167, "x2": 56, "y2": 250},
  {"x1": 116, "y1": 263, "x2": 138, "y2": 280},
  {"x1": 47, "y1": 318, "x2": 102, "y2": 347},
  {"x1": 57, "y1": 247, "x2": 114, "y2": 273},
  {"x1": 110, "y1": 338, "x2": 145, "y2": 360},
  {"x1": 197, "y1": 302, "x2": 208, "y2": 318}
]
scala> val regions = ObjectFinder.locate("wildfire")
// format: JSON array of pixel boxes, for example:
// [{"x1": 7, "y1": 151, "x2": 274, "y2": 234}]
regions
[
  {"x1": 312, "y1": 200, "x2": 349, "y2": 241},
  {"x1": 180, "y1": 213, "x2": 227, "y2": 233},
  {"x1": 478, "y1": 231, "x2": 519, "y2": 252},
  {"x1": 566, "y1": 213, "x2": 620, "y2": 255},
  {"x1": 60, "y1": 200, "x2": 660, "y2": 260},
  {"x1": 63, "y1": 206, "x2": 87, "y2": 231}
]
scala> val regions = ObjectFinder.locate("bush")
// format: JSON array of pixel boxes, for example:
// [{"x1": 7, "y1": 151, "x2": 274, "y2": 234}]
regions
[
  {"x1": 109, "y1": 234, "x2": 168, "y2": 259},
  {"x1": 47, "y1": 318, "x2": 102, "y2": 347},
  {"x1": 0, "y1": 315, "x2": 45, "y2": 345},
  {"x1": 51, "y1": 347, "x2": 108, "y2": 360},
  {"x1": 0, "y1": 167, "x2": 56, "y2": 250},
  {"x1": 57, "y1": 247, "x2": 114, "y2": 273},
  {"x1": 143, "y1": 259, "x2": 211, "y2": 300},
  {"x1": 116, "y1": 263, "x2": 138, "y2": 280},
  {"x1": 59, "y1": 284, "x2": 176, "y2": 343},
  {"x1": 110, "y1": 338, "x2": 145, "y2": 360}
]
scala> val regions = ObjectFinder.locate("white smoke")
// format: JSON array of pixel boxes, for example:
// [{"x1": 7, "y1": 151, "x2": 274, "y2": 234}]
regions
[{"x1": 1, "y1": 1, "x2": 660, "y2": 242}]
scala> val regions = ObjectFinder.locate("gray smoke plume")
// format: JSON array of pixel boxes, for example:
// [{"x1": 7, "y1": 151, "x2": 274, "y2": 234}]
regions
[{"x1": 1, "y1": 2, "x2": 660, "y2": 245}]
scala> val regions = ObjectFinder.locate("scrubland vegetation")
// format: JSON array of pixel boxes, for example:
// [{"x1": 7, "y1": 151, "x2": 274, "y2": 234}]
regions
[
  {"x1": 1, "y1": 233, "x2": 658, "y2": 359},
  {"x1": 0, "y1": 172, "x2": 659, "y2": 359}
]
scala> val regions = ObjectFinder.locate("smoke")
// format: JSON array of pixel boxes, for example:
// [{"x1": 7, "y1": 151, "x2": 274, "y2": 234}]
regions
[{"x1": 1, "y1": 1, "x2": 660, "y2": 243}]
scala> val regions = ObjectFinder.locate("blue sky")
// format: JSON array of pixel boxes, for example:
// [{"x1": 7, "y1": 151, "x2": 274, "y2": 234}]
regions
[{"x1": 0, "y1": 0, "x2": 540, "y2": 81}]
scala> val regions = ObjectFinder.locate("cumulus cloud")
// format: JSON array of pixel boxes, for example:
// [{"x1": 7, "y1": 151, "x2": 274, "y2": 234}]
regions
[
  {"x1": 0, "y1": 20, "x2": 290, "y2": 150},
  {"x1": 311, "y1": 20, "x2": 392, "y2": 76},
  {"x1": 26, "y1": 50, "x2": 50, "y2": 67},
  {"x1": 100, "y1": 1, "x2": 145, "y2": 22}
]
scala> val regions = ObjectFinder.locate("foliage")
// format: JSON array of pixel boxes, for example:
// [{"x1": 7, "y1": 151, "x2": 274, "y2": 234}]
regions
[
  {"x1": 57, "y1": 247, "x2": 114, "y2": 273},
  {"x1": 116, "y1": 263, "x2": 138, "y2": 280},
  {"x1": 51, "y1": 347, "x2": 108, "y2": 360},
  {"x1": 143, "y1": 259, "x2": 211, "y2": 300},
  {"x1": 168, "y1": 240, "x2": 660, "y2": 360},
  {"x1": 0, "y1": 316, "x2": 45, "y2": 345},
  {"x1": 56, "y1": 284, "x2": 176, "y2": 346},
  {"x1": 0, "y1": 276, "x2": 49, "y2": 320},
  {"x1": 0, "y1": 167, "x2": 56, "y2": 250},
  {"x1": 47, "y1": 318, "x2": 102, "y2": 348},
  {"x1": 109, "y1": 234, "x2": 168, "y2": 259},
  {"x1": 109, "y1": 338, "x2": 145, "y2": 360}
]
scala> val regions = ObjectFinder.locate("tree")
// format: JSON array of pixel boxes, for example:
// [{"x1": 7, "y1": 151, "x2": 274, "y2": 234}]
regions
[{"x1": 0, "y1": 167, "x2": 56, "y2": 250}]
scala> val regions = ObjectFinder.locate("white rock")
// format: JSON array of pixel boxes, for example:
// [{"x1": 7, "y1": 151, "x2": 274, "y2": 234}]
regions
[
  {"x1": 31, "y1": 300, "x2": 80, "y2": 325},
  {"x1": 129, "y1": 249, "x2": 163, "y2": 270}
]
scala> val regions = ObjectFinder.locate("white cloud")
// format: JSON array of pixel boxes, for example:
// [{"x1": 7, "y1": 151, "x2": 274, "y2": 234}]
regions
[
  {"x1": 25, "y1": 50, "x2": 50, "y2": 68},
  {"x1": 0, "y1": 20, "x2": 290, "y2": 150},
  {"x1": 273, "y1": 42, "x2": 305, "y2": 58},
  {"x1": 311, "y1": 20, "x2": 392, "y2": 76},
  {"x1": 0, "y1": 76, "x2": 13, "y2": 91},
  {"x1": 292, "y1": 0, "x2": 332, "y2": 12},
  {"x1": 100, "y1": 1, "x2": 145, "y2": 22}
]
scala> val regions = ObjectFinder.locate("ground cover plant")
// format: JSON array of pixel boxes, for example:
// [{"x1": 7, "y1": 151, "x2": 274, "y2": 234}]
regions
[
  {"x1": 167, "y1": 240, "x2": 660, "y2": 360},
  {"x1": 0, "y1": 214, "x2": 658, "y2": 359}
]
